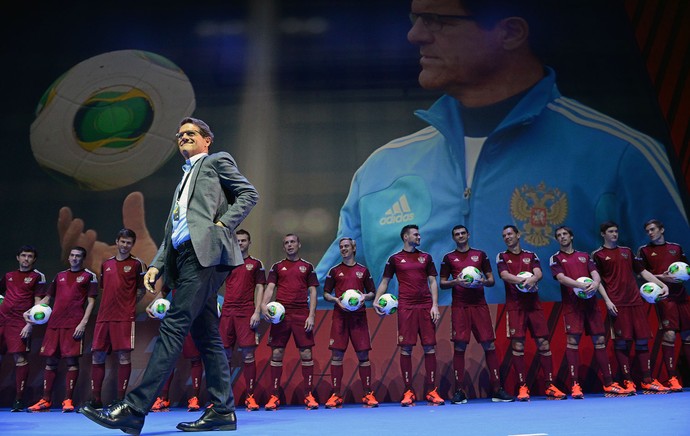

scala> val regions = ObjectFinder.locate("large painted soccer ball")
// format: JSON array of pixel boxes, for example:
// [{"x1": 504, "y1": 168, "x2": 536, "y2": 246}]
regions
[
  {"x1": 667, "y1": 261, "x2": 690, "y2": 282},
  {"x1": 515, "y1": 271, "x2": 534, "y2": 293},
  {"x1": 377, "y1": 293, "x2": 398, "y2": 315},
  {"x1": 640, "y1": 282, "x2": 664, "y2": 304},
  {"x1": 30, "y1": 49, "x2": 196, "y2": 190},
  {"x1": 28, "y1": 303, "x2": 52, "y2": 325},
  {"x1": 340, "y1": 289, "x2": 364, "y2": 311},
  {"x1": 266, "y1": 301, "x2": 286, "y2": 324},
  {"x1": 573, "y1": 277, "x2": 596, "y2": 299},
  {"x1": 460, "y1": 266, "x2": 484, "y2": 286},
  {"x1": 151, "y1": 298, "x2": 171, "y2": 319}
]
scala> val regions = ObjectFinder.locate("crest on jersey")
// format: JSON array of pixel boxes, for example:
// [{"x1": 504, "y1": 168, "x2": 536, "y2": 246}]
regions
[
  {"x1": 299, "y1": 266, "x2": 307, "y2": 273},
  {"x1": 24, "y1": 277, "x2": 33, "y2": 284},
  {"x1": 124, "y1": 266, "x2": 132, "y2": 273},
  {"x1": 471, "y1": 256, "x2": 479, "y2": 262},
  {"x1": 356, "y1": 271, "x2": 364, "y2": 279},
  {"x1": 510, "y1": 182, "x2": 568, "y2": 247},
  {"x1": 522, "y1": 258, "x2": 531, "y2": 264},
  {"x1": 418, "y1": 257, "x2": 425, "y2": 264},
  {"x1": 246, "y1": 264, "x2": 254, "y2": 271},
  {"x1": 77, "y1": 276, "x2": 85, "y2": 283},
  {"x1": 578, "y1": 256, "x2": 587, "y2": 263}
]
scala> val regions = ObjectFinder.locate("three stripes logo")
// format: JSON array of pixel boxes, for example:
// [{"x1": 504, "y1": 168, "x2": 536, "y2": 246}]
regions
[{"x1": 379, "y1": 195, "x2": 415, "y2": 225}]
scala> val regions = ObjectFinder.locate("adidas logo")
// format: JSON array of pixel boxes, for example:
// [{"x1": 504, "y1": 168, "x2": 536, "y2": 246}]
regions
[{"x1": 379, "y1": 195, "x2": 415, "y2": 226}]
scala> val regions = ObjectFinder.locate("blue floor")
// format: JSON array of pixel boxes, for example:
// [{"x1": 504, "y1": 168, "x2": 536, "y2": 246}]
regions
[{"x1": 2, "y1": 391, "x2": 689, "y2": 435}]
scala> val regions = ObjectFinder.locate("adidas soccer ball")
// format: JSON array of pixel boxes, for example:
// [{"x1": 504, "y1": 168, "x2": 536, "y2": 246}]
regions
[
  {"x1": 151, "y1": 298, "x2": 171, "y2": 319},
  {"x1": 515, "y1": 271, "x2": 534, "y2": 293},
  {"x1": 460, "y1": 266, "x2": 484, "y2": 286},
  {"x1": 0, "y1": 295, "x2": 4, "y2": 305},
  {"x1": 266, "y1": 302, "x2": 286, "y2": 324},
  {"x1": 217, "y1": 301, "x2": 222, "y2": 318},
  {"x1": 30, "y1": 49, "x2": 196, "y2": 191},
  {"x1": 573, "y1": 277, "x2": 596, "y2": 299},
  {"x1": 340, "y1": 289, "x2": 364, "y2": 311},
  {"x1": 667, "y1": 261, "x2": 690, "y2": 282},
  {"x1": 28, "y1": 303, "x2": 52, "y2": 325},
  {"x1": 640, "y1": 282, "x2": 664, "y2": 304},
  {"x1": 377, "y1": 293, "x2": 398, "y2": 315}
]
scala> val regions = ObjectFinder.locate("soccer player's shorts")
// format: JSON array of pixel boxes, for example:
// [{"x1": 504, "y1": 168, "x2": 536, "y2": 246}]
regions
[
  {"x1": 506, "y1": 308, "x2": 549, "y2": 339},
  {"x1": 219, "y1": 312, "x2": 259, "y2": 349},
  {"x1": 267, "y1": 308, "x2": 315, "y2": 349},
  {"x1": 657, "y1": 297, "x2": 690, "y2": 332},
  {"x1": 609, "y1": 305, "x2": 651, "y2": 340},
  {"x1": 92, "y1": 321, "x2": 135, "y2": 352},
  {"x1": 183, "y1": 333, "x2": 201, "y2": 359},
  {"x1": 397, "y1": 306, "x2": 436, "y2": 347},
  {"x1": 0, "y1": 322, "x2": 30, "y2": 354},
  {"x1": 40, "y1": 327, "x2": 83, "y2": 357},
  {"x1": 329, "y1": 309, "x2": 371, "y2": 352},
  {"x1": 562, "y1": 300, "x2": 605, "y2": 336},
  {"x1": 451, "y1": 304, "x2": 495, "y2": 343}
]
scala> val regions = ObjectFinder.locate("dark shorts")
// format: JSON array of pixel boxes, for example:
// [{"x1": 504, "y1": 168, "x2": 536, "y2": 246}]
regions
[
  {"x1": 609, "y1": 305, "x2": 651, "y2": 341},
  {"x1": 92, "y1": 321, "x2": 135, "y2": 352},
  {"x1": 0, "y1": 322, "x2": 30, "y2": 354},
  {"x1": 183, "y1": 333, "x2": 201, "y2": 359},
  {"x1": 329, "y1": 309, "x2": 371, "y2": 352},
  {"x1": 506, "y1": 308, "x2": 549, "y2": 339},
  {"x1": 40, "y1": 327, "x2": 83, "y2": 358},
  {"x1": 219, "y1": 312, "x2": 258, "y2": 349},
  {"x1": 563, "y1": 300, "x2": 605, "y2": 336},
  {"x1": 451, "y1": 305, "x2": 495, "y2": 343},
  {"x1": 397, "y1": 306, "x2": 436, "y2": 347},
  {"x1": 267, "y1": 308, "x2": 315, "y2": 349},
  {"x1": 657, "y1": 298, "x2": 690, "y2": 332}
]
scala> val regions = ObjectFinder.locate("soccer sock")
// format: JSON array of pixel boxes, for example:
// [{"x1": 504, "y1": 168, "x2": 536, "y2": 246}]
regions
[
  {"x1": 65, "y1": 367, "x2": 79, "y2": 399},
  {"x1": 453, "y1": 349, "x2": 466, "y2": 389},
  {"x1": 662, "y1": 343, "x2": 677, "y2": 376},
  {"x1": 635, "y1": 346, "x2": 652, "y2": 382},
  {"x1": 15, "y1": 362, "x2": 29, "y2": 401},
  {"x1": 117, "y1": 363, "x2": 131, "y2": 400},
  {"x1": 301, "y1": 359, "x2": 314, "y2": 394},
  {"x1": 538, "y1": 351, "x2": 555, "y2": 383},
  {"x1": 424, "y1": 352, "x2": 437, "y2": 391},
  {"x1": 243, "y1": 360, "x2": 257, "y2": 395},
  {"x1": 190, "y1": 359, "x2": 203, "y2": 397},
  {"x1": 614, "y1": 345, "x2": 632, "y2": 381},
  {"x1": 270, "y1": 361, "x2": 283, "y2": 395},
  {"x1": 511, "y1": 350, "x2": 527, "y2": 384},
  {"x1": 594, "y1": 346, "x2": 613, "y2": 385},
  {"x1": 358, "y1": 361, "x2": 372, "y2": 392},
  {"x1": 43, "y1": 367, "x2": 57, "y2": 400},
  {"x1": 565, "y1": 347, "x2": 580, "y2": 384},
  {"x1": 161, "y1": 370, "x2": 174, "y2": 399},
  {"x1": 683, "y1": 341, "x2": 690, "y2": 370},
  {"x1": 485, "y1": 349, "x2": 502, "y2": 391},
  {"x1": 330, "y1": 361, "x2": 343, "y2": 395},
  {"x1": 91, "y1": 363, "x2": 106, "y2": 401},
  {"x1": 400, "y1": 354, "x2": 413, "y2": 391}
]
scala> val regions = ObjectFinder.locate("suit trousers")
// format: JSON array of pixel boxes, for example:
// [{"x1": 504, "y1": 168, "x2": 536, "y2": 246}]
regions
[{"x1": 124, "y1": 243, "x2": 234, "y2": 415}]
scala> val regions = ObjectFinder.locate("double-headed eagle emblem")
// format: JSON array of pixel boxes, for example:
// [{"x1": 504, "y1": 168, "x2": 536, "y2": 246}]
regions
[{"x1": 510, "y1": 182, "x2": 568, "y2": 247}]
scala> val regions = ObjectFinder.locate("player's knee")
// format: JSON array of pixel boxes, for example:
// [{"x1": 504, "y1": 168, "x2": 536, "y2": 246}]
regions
[
  {"x1": 400, "y1": 346, "x2": 413, "y2": 356},
  {"x1": 536, "y1": 338, "x2": 550, "y2": 352},
  {"x1": 299, "y1": 348, "x2": 312, "y2": 360},
  {"x1": 511, "y1": 340, "x2": 525, "y2": 352},
  {"x1": 663, "y1": 330, "x2": 676, "y2": 343}
]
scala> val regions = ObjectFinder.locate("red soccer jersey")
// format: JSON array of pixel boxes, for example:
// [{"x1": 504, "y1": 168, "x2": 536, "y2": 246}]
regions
[
  {"x1": 267, "y1": 259, "x2": 319, "y2": 310},
  {"x1": 324, "y1": 262, "x2": 376, "y2": 313},
  {"x1": 496, "y1": 249, "x2": 541, "y2": 310},
  {"x1": 97, "y1": 256, "x2": 146, "y2": 322},
  {"x1": 592, "y1": 246, "x2": 644, "y2": 307},
  {"x1": 382, "y1": 249, "x2": 437, "y2": 308},
  {"x1": 440, "y1": 248, "x2": 491, "y2": 307},
  {"x1": 46, "y1": 269, "x2": 99, "y2": 328},
  {"x1": 0, "y1": 269, "x2": 46, "y2": 325},
  {"x1": 549, "y1": 250, "x2": 598, "y2": 308},
  {"x1": 638, "y1": 242, "x2": 688, "y2": 301},
  {"x1": 222, "y1": 256, "x2": 266, "y2": 313}
]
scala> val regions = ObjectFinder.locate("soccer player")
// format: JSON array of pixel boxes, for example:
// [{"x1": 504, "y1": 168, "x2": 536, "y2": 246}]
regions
[
  {"x1": 496, "y1": 225, "x2": 565, "y2": 401},
  {"x1": 260, "y1": 234, "x2": 320, "y2": 410},
  {"x1": 439, "y1": 225, "x2": 514, "y2": 404},
  {"x1": 549, "y1": 226, "x2": 632, "y2": 398},
  {"x1": 27, "y1": 246, "x2": 99, "y2": 412},
  {"x1": 219, "y1": 229, "x2": 266, "y2": 411},
  {"x1": 89, "y1": 229, "x2": 147, "y2": 409},
  {"x1": 373, "y1": 224, "x2": 445, "y2": 406},
  {"x1": 322, "y1": 237, "x2": 378, "y2": 408},
  {"x1": 592, "y1": 221, "x2": 669, "y2": 393},
  {"x1": 637, "y1": 218, "x2": 690, "y2": 392},
  {"x1": 0, "y1": 245, "x2": 46, "y2": 412}
]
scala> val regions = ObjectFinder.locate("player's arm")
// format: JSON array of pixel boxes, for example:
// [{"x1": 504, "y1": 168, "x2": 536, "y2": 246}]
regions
[
  {"x1": 250, "y1": 283, "x2": 265, "y2": 328},
  {"x1": 480, "y1": 270, "x2": 495, "y2": 288},
  {"x1": 373, "y1": 277, "x2": 390, "y2": 315},
  {"x1": 305, "y1": 285, "x2": 317, "y2": 332},
  {"x1": 428, "y1": 275, "x2": 440, "y2": 324},
  {"x1": 260, "y1": 282, "x2": 275, "y2": 321},
  {"x1": 554, "y1": 272, "x2": 583, "y2": 289},
  {"x1": 597, "y1": 283, "x2": 617, "y2": 315},
  {"x1": 74, "y1": 296, "x2": 96, "y2": 339},
  {"x1": 640, "y1": 269, "x2": 669, "y2": 298}
]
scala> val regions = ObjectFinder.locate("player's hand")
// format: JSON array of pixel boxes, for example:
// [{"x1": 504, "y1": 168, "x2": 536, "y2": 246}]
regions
[
  {"x1": 658, "y1": 283, "x2": 670, "y2": 299},
  {"x1": 457, "y1": 277, "x2": 476, "y2": 289},
  {"x1": 305, "y1": 314, "x2": 315, "y2": 332},
  {"x1": 605, "y1": 300, "x2": 618, "y2": 316},
  {"x1": 20, "y1": 323, "x2": 33, "y2": 339},
  {"x1": 145, "y1": 297, "x2": 162, "y2": 319},
  {"x1": 73, "y1": 322, "x2": 87, "y2": 339},
  {"x1": 58, "y1": 191, "x2": 159, "y2": 273},
  {"x1": 660, "y1": 271, "x2": 682, "y2": 284},
  {"x1": 23, "y1": 309, "x2": 36, "y2": 325},
  {"x1": 249, "y1": 312, "x2": 261, "y2": 329},
  {"x1": 144, "y1": 267, "x2": 160, "y2": 293},
  {"x1": 523, "y1": 275, "x2": 539, "y2": 292},
  {"x1": 430, "y1": 305, "x2": 440, "y2": 324},
  {"x1": 260, "y1": 304, "x2": 271, "y2": 322},
  {"x1": 373, "y1": 300, "x2": 385, "y2": 316}
]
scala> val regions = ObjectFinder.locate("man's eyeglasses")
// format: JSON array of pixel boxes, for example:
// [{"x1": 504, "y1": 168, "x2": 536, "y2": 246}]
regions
[
  {"x1": 409, "y1": 12, "x2": 475, "y2": 32},
  {"x1": 176, "y1": 130, "x2": 203, "y2": 140}
]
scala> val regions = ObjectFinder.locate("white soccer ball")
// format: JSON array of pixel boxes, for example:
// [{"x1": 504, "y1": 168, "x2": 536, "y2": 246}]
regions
[
  {"x1": 640, "y1": 282, "x2": 664, "y2": 304},
  {"x1": 667, "y1": 261, "x2": 690, "y2": 282},
  {"x1": 217, "y1": 301, "x2": 222, "y2": 318},
  {"x1": 29, "y1": 303, "x2": 52, "y2": 325},
  {"x1": 151, "y1": 298, "x2": 171, "y2": 319},
  {"x1": 515, "y1": 271, "x2": 534, "y2": 293},
  {"x1": 340, "y1": 289, "x2": 364, "y2": 311},
  {"x1": 30, "y1": 49, "x2": 196, "y2": 191},
  {"x1": 460, "y1": 266, "x2": 484, "y2": 286},
  {"x1": 0, "y1": 295, "x2": 4, "y2": 305},
  {"x1": 377, "y1": 293, "x2": 398, "y2": 315},
  {"x1": 266, "y1": 301, "x2": 286, "y2": 324},
  {"x1": 573, "y1": 277, "x2": 596, "y2": 299}
]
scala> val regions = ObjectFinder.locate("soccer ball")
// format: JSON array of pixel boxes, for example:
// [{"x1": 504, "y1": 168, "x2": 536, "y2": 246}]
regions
[
  {"x1": 515, "y1": 271, "x2": 534, "y2": 292},
  {"x1": 266, "y1": 302, "x2": 285, "y2": 324},
  {"x1": 377, "y1": 293, "x2": 399, "y2": 315},
  {"x1": 340, "y1": 289, "x2": 364, "y2": 311},
  {"x1": 0, "y1": 295, "x2": 4, "y2": 305},
  {"x1": 217, "y1": 301, "x2": 222, "y2": 318},
  {"x1": 640, "y1": 282, "x2": 664, "y2": 304},
  {"x1": 667, "y1": 261, "x2": 690, "y2": 282},
  {"x1": 30, "y1": 50, "x2": 196, "y2": 191},
  {"x1": 151, "y1": 298, "x2": 171, "y2": 319},
  {"x1": 29, "y1": 303, "x2": 52, "y2": 325},
  {"x1": 573, "y1": 277, "x2": 596, "y2": 299},
  {"x1": 460, "y1": 266, "x2": 484, "y2": 286}
]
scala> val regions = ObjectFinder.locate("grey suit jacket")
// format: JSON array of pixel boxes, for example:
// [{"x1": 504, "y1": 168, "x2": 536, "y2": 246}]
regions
[{"x1": 152, "y1": 151, "x2": 259, "y2": 287}]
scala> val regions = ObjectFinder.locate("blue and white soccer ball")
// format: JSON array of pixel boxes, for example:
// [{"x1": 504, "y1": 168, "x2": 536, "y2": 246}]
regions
[
  {"x1": 460, "y1": 266, "x2": 484, "y2": 286},
  {"x1": 667, "y1": 261, "x2": 690, "y2": 282},
  {"x1": 151, "y1": 298, "x2": 171, "y2": 319},
  {"x1": 573, "y1": 277, "x2": 596, "y2": 299},
  {"x1": 29, "y1": 303, "x2": 52, "y2": 325},
  {"x1": 515, "y1": 271, "x2": 534, "y2": 293},
  {"x1": 340, "y1": 289, "x2": 364, "y2": 311},
  {"x1": 640, "y1": 282, "x2": 664, "y2": 304},
  {"x1": 377, "y1": 293, "x2": 398, "y2": 315},
  {"x1": 266, "y1": 302, "x2": 286, "y2": 324}
]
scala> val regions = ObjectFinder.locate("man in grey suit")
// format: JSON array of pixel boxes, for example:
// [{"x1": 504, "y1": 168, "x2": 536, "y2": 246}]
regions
[{"x1": 83, "y1": 117, "x2": 259, "y2": 435}]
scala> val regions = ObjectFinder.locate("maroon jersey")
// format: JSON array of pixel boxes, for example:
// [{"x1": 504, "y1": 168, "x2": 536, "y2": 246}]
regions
[
  {"x1": 324, "y1": 262, "x2": 376, "y2": 313},
  {"x1": 46, "y1": 269, "x2": 99, "y2": 328},
  {"x1": 496, "y1": 249, "x2": 541, "y2": 311},
  {"x1": 638, "y1": 242, "x2": 688, "y2": 301},
  {"x1": 382, "y1": 249, "x2": 437, "y2": 308},
  {"x1": 267, "y1": 259, "x2": 319, "y2": 310},
  {"x1": 222, "y1": 256, "x2": 266, "y2": 313},
  {"x1": 440, "y1": 248, "x2": 491, "y2": 307},
  {"x1": 0, "y1": 269, "x2": 46, "y2": 325},
  {"x1": 97, "y1": 256, "x2": 146, "y2": 322},
  {"x1": 549, "y1": 250, "x2": 598, "y2": 308},
  {"x1": 592, "y1": 246, "x2": 645, "y2": 307}
]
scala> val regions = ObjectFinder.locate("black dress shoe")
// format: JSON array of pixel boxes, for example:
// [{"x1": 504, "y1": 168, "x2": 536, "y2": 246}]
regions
[
  {"x1": 81, "y1": 401, "x2": 145, "y2": 436},
  {"x1": 176, "y1": 407, "x2": 237, "y2": 432}
]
